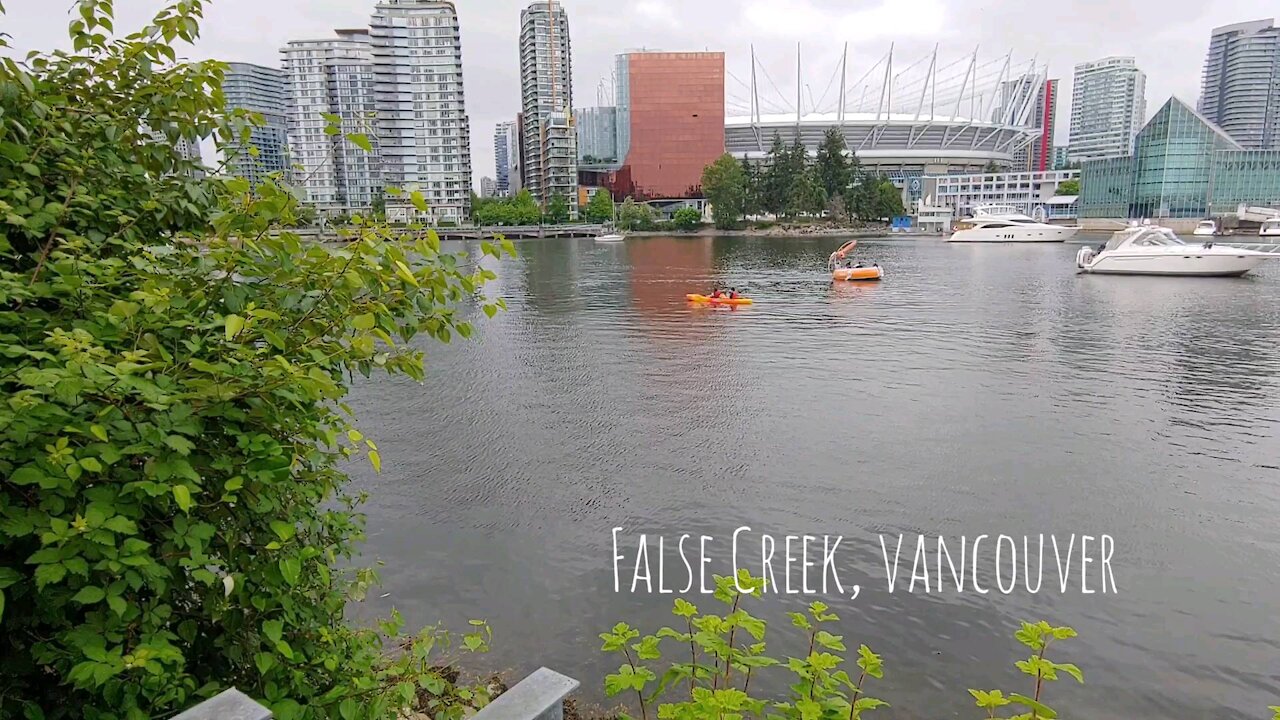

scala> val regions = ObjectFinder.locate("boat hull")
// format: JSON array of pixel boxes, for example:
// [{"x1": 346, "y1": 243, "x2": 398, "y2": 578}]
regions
[
  {"x1": 832, "y1": 267, "x2": 883, "y2": 281},
  {"x1": 948, "y1": 225, "x2": 1078, "y2": 243},
  {"x1": 1081, "y1": 253, "x2": 1266, "y2": 276}
]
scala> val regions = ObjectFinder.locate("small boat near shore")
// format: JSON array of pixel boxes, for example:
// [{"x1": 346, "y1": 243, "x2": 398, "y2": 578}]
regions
[
  {"x1": 686, "y1": 293, "x2": 753, "y2": 306},
  {"x1": 1076, "y1": 223, "x2": 1274, "y2": 277}
]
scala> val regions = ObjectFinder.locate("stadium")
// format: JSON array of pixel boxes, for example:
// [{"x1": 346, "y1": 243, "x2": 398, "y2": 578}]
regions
[{"x1": 725, "y1": 45, "x2": 1049, "y2": 179}]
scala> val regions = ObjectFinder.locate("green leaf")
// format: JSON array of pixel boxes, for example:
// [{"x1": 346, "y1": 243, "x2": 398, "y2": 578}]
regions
[
  {"x1": 72, "y1": 586, "x2": 106, "y2": 604},
  {"x1": 393, "y1": 260, "x2": 419, "y2": 287},
  {"x1": 1009, "y1": 693, "x2": 1057, "y2": 719},
  {"x1": 255, "y1": 652, "x2": 276, "y2": 675},
  {"x1": 172, "y1": 485, "x2": 193, "y2": 513},
  {"x1": 410, "y1": 190, "x2": 429, "y2": 212},
  {"x1": 269, "y1": 521, "x2": 295, "y2": 541},
  {"x1": 353, "y1": 313, "x2": 375, "y2": 331},
  {"x1": 368, "y1": 450, "x2": 382, "y2": 473},
  {"x1": 1053, "y1": 661, "x2": 1085, "y2": 684},
  {"x1": 9, "y1": 466, "x2": 44, "y2": 486},
  {"x1": 89, "y1": 424, "x2": 109, "y2": 442},
  {"x1": 262, "y1": 619, "x2": 283, "y2": 643},
  {"x1": 79, "y1": 457, "x2": 103, "y2": 473},
  {"x1": 0, "y1": 589, "x2": 5, "y2": 623},
  {"x1": 279, "y1": 556, "x2": 301, "y2": 586},
  {"x1": 346, "y1": 133, "x2": 372, "y2": 152},
  {"x1": 224, "y1": 314, "x2": 245, "y2": 341},
  {"x1": 107, "y1": 595, "x2": 127, "y2": 616},
  {"x1": 34, "y1": 563, "x2": 66, "y2": 589}
]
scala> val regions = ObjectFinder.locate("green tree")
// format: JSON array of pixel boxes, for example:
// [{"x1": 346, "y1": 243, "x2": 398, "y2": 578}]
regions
[
  {"x1": 701, "y1": 154, "x2": 748, "y2": 230},
  {"x1": 789, "y1": 166, "x2": 827, "y2": 218},
  {"x1": 583, "y1": 188, "x2": 615, "y2": 222},
  {"x1": 0, "y1": 3, "x2": 507, "y2": 717},
  {"x1": 545, "y1": 193, "x2": 571, "y2": 224},
  {"x1": 672, "y1": 207, "x2": 702, "y2": 231},
  {"x1": 1055, "y1": 178, "x2": 1080, "y2": 196},
  {"x1": 618, "y1": 197, "x2": 655, "y2": 231},
  {"x1": 874, "y1": 177, "x2": 905, "y2": 219},
  {"x1": 739, "y1": 156, "x2": 761, "y2": 218},
  {"x1": 815, "y1": 127, "x2": 852, "y2": 200},
  {"x1": 760, "y1": 133, "x2": 790, "y2": 217},
  {"x1": 371, "y1": 188, "x2": 387, "y2": 220},
  {"x1": 508, "y1": 189, "x2": 541, "y2": 225},
  {"x1": 983, "y1": 160, "x2": 1001, "y2": 173}
]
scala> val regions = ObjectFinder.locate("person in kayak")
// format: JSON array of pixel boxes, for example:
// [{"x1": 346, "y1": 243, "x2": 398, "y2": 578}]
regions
[
  {"x1": 729, "y1": 288, "x2": 740, "y2": 299},
  {"x1": 710, "y1": 288, "x2": 723, "y2": 298}
]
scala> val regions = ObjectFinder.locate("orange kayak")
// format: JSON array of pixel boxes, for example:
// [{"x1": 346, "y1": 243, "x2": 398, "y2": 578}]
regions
[{"x1": 686, "y1": 294, "x2": 753, "y2": 305}]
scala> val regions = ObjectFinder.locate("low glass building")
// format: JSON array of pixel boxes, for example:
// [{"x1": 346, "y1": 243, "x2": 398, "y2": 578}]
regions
[{"x1": 1079, "y1": 97, "x2": 1280, "y2": 218}]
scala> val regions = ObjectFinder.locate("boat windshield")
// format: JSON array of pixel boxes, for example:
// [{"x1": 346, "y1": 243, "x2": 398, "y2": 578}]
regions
[
  {"x1": 1107, "y1": 228, "x2": 1186, "y2": 250},
  {"x1": 1197, "y1": 221, "x2": 1215, "y2": 229}
]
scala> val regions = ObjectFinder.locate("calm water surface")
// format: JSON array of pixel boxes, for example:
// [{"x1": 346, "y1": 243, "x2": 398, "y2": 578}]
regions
[{"x1": 345, "y1": 235, "x2": 1280, "y2": 719}]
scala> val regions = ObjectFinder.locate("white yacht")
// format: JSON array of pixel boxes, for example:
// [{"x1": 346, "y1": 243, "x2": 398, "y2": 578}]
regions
[
  {"x1": 1259, "y1": 218, "x2": 1280, "y2": 238},
  {"x1": 947, "y1": 204, "x2": 1079, "y2": 243},
  {"x1": 1076, "y1": 223, "x2": 1272, "y2": 277},
  {"x1": 595, "y1": 232, "x2": 625, "y2": 243},
  {"x1": 1192, "y1": 219, "x2": 1217, "y2": 236}
]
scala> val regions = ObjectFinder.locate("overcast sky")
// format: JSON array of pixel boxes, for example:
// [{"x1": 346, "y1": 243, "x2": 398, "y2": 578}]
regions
[{"x1": 2, "y1": 0, "x2": 1272, "y2": 186}]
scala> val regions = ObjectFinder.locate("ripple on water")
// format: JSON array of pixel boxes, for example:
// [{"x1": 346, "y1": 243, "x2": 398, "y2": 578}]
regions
[{"x1": 346, "y1": 235, "x2": 1280, "y2": 720}]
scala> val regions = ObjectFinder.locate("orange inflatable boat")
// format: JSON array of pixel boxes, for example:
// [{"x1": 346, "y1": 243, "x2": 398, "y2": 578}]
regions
[
  {"x1": 829, "y1": 240, "x2": 884, "y2": 281},
  {"x1": 686, "y1": 294, "x2": 754, "y2": 305},
  {"x1": 832, "y1": 266, "x2": 884, "y2": 281}
]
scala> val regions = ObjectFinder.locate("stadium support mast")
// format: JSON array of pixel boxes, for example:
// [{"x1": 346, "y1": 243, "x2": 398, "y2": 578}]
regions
[
  {"x1": 876, "y1": 43, "x2": 894, "y2": 121},
  {"x1": 750, "y1": 44, "x2": 762, "y2": 152},
  {"x1": 916, "y1": 44, "x2": 937, "y2": 121},
  {"x1": 838, "y1": 42, "x2": 847, "y2": 126},
  {"x1": 952, "y1": 46, "x2": 978, "y2": 121},
  {"x1": 795, "y1": 42, "x2": 802, "y2": 138}
]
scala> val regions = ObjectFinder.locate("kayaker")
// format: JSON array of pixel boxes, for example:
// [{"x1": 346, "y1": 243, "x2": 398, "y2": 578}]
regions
[
  {"x1": 710, "y1": 288, "x2": 723, "y2": 298},
  {"x1": 729, "y1": 288, "x2": 740, "y2": 299}
]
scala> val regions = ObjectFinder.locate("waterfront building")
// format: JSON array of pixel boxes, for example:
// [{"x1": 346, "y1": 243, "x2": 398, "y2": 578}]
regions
[
  {"x1": 1030, "y1": 79, "x2": 1059, "y2": 172},
  {"x1": 1052, "y1": 146, "x2": 1071, "y2": 170},
  {"x1": 921, "y1": 169, "x2": 1080, "y2": 218},
  {"x1": 494, "y1": 120, "x2": 517, "y2": 196},
  {"x1": 223, "y1": 62, "x2": 289, "y2": 188},
  {"x1": 1198, "y1": 19, "x2": 1280, "y2": 150},
  {"x1": 614, "y1": 50, "x2": 724, "y2": 199},
  {"x1": 1079, "y1": 96, "x2": 1280, "y2": 219},
  {"x1": 370, "y1": 0, "x2": 472, "y2": 223},
  {"x1": 724, "y1": 47, "x2": 1042, "y2": 189},
  {"x1": 575, "y1": 106, "x2": 618, "y2": 165},
  {"x1": 282, "y1": 30, "x2": 380, "y2": 215},
  {"x1": 479, "y1": 176, "x2": 496, "y2": 198},
  {"x1": 519, "y1": 0, "x2": 577, "y2": 217},
  {"x1": 519, "y1": 1, "x2": 581, "y2": 217},
  {"x1": 1067, "y1": 57, "x2": 1146, "y2": 163}
]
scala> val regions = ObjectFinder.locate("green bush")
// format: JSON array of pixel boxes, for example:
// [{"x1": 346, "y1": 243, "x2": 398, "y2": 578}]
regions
[
  {"x1": 0, "y1": 2, "x2": 509, "y2": 717},
  {"x1": 672, "y1": 207, "x2": 702, "y2": 232},
  {"x1": 601, "y1": 571, "x2": 1092, "y2": 720}
]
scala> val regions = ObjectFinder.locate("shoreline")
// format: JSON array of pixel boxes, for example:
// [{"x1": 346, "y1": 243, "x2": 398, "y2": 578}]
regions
[{"x1": 626, "y1": 225, "x2": 945, "y2": 238}]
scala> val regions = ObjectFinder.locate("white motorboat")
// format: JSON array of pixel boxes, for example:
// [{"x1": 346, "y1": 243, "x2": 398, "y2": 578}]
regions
[
  {"x1": 1192, "y1": 219, "x2": 1217, "y2": 236},
  {"x1": 947, "y1": 204, "x2": 1079, "y2": 243},
  {"x1": 595, "y1": 232, "x2": 625, "y2": 243},
  {"x1": 1259, "y1": 218, "x2": 1280, "y2": 238},
  {"x1": 1076, "y1": 223, "x2": 1271, "y2": 277}
]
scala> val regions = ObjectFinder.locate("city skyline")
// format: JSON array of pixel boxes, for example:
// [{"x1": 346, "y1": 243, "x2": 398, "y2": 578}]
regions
[{"x1": 0, "y1": 0, "x2": 1269, "y2": 189}]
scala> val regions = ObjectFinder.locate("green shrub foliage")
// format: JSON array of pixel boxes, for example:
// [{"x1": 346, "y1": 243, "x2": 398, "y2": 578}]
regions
[{"x1": 0, "y1": 1, "x2": 508, "y2": 717}]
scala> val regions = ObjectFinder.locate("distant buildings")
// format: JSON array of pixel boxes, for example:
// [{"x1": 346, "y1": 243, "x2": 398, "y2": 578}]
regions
[
  {"x1": 519, "y1": 0, "x2": 577, "y2": 216},
  {"x1": 575, "y1": 107, "x2": 618, "y2": 165},
  {"x1": 922, "y1": 169, "x2": 1080, "y2": 218},
  {"x1": 223, "y1": 62, "x2": 289, "y2": 188},
  {"x1": 1079, "y1": 96, "x2": 1280, "y2": 218},
  {"x1": 281, "y1": 30, "x2": 380, "y2": 215},
  {"x1": 1198, "y1": 19, "x2": 1280, "y2": 150},
  {"x1": 1067, "y1": 57, "x2": 1146, "y2": 163},
  {"x1": 1052, "y1": 146, "x2": 1071, "y2": 170},
  {"x1": 994, "y1": 75, "x2": 1058, "y2": 172},
  {"x1": 610, "y1": 51, "x2": 725, "y2": 199},
  {"x1": 479, "y1": 176, "x2": 496, "y2": 197},
  {"x1": 371, "y1": 0, "x2": 472, "y2": 223},
  {"x1": 493, "y1": 120, "x2": 517, "y2": 196}
]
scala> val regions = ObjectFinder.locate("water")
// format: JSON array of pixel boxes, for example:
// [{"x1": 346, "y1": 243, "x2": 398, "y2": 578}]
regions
[{"x1": 344, "y1": 235, "x2": 1280, "y2": 719}]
